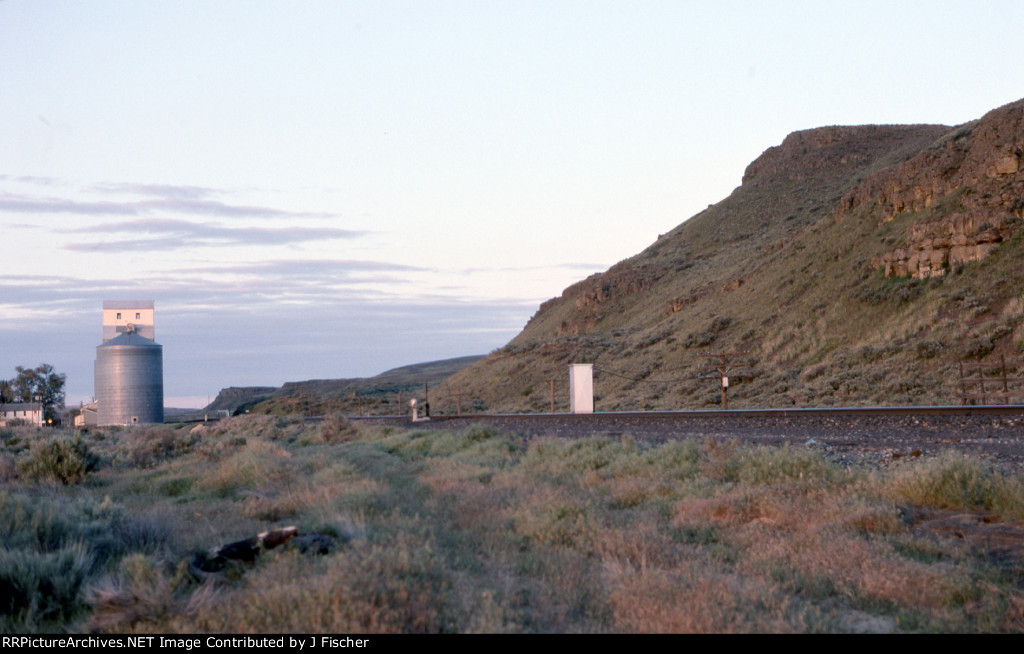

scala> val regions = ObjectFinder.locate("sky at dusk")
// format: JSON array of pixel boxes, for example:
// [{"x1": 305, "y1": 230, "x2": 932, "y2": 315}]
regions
[{"x1": 3, "y1": 1, "x2": 1024, "y2": 408}]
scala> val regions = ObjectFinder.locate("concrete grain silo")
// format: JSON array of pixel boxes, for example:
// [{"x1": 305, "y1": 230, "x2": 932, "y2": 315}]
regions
[{"x1": 95, "y1": 324, "x2": 164, "y2": 426}]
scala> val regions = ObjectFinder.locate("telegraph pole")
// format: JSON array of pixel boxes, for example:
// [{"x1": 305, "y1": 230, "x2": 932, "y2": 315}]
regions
[
  {"x1": 698, "y1": 352, "x2": 750, "y2": 410},
  {"x1": 450, "y1": 386, "x2": 468, "y2": 415},
  {"x1": 349, "y1": 392, "x2": 364, "y2": 416}
]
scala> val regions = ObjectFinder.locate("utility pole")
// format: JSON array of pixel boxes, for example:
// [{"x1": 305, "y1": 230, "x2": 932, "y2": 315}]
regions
[
  {"x1": 450, "y1": 386, "x2": 468, "y2": 415},
  {"x1": 549, "y1": 379, "x2": 555, "y2": 413},
  {"x1": 349, "y1": 392, "x2": 364, "y2": 416},
  {"x1": 698, "y1": 352, "x2": 750, "y2": 410}
]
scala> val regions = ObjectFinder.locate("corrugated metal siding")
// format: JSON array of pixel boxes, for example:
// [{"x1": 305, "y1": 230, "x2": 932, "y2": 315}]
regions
[{"x1": 95, "y1": 336, "x2": 164, "y2": 426}]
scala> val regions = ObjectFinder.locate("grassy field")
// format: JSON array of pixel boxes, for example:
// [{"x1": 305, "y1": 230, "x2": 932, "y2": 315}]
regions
[{"x1": 2, "y1": 415, "x2": 1023, "y2": 633}]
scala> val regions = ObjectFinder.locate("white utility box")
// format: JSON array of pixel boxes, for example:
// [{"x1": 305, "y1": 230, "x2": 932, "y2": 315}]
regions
[{"x1": 569, "y1": 363, "x2": 594, "y2": 414}]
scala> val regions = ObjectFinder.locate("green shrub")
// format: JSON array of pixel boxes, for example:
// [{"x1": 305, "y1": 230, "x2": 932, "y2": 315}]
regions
[
  {"x1": 319, "y1": 413, "x2": 357, "y2": 444},
  {"x1": 110, "y1": 511, "x2": 177, "y2": 557},
  {"x1": 129, "y1": 426, "x2": 197, "y2": 467},
  {"x1": 915, "y1": 339, "x2": 943, "y2": 359},
  {"x1": 0, "y1": 491, "x2": 177, "y2": 569},
  {"x1": 960, "y1": 337, "x2": 995, "y2": 359},
  {"x1": 514, "y1": 500, "x2": 595, "y2": 548},
  {"x1": 0, "y1": 541, "x2": 94, "y2": 630},
  {"x1": 464, "y1": 425, "x2": 498, "y2": 442},
  {"x1": 375, "y1": 425, "x2": 520, "y2": 465},
  {"x1": 853, "y1": 272, "x2": 930, "y2": 306},
  {"x1": 710, "y1": 316, "x2": 733, "y2": 333},
  {"x1": 883, "y1": 451, "x2": 1024, "y2": 520},
  {"x1": 86, "y1": 553, "x2": 202, "y2": 632},
  {"x1": 731, "y1": 446, "x2": 838, "y2": 485},
  {"x1": 594, "y1": 438, "x2": 703, "y2": 483},
  {"x1": 185, "y1": 536, "x2": 455, "y2": 633},
  {"x1": 684, "y1": 331, "x2": 717, "y2": 348},
  {"x1": 522, "y1": 437, "x2": 625, "y2": 477},
  {"x1": 0, "y1": 454, "x2": 17, "y2": 481},
  {"x1": 19, "y1": 436, "x2": 100, "y2": 484}
]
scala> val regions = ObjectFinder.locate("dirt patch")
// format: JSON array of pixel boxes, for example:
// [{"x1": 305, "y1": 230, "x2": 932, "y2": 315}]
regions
[
  {"x1": 837, "y1": 608, "x2": 898, "y2": 633},
  {"x1": 904, "y1": 507, "x2": 1024, "y2": 560}
]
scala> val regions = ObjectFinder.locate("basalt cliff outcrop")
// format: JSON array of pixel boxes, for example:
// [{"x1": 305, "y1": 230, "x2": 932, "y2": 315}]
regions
[
  {"x1": 742, "y1": 124, "x2": 949, "y2": 185},
  {"x1": 838, "y1": 100, "x2": 1024, "y2": 278}
]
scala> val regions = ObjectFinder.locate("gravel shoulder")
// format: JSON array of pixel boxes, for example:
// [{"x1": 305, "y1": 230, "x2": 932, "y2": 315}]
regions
[{"x1": 355, "y1": 410, "x2": 1024, "y2": 469}]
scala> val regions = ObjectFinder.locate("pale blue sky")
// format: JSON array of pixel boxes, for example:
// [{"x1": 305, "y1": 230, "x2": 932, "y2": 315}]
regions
[{"x1": 2, "y1": 0, "x2": 1024, "y2": 407}]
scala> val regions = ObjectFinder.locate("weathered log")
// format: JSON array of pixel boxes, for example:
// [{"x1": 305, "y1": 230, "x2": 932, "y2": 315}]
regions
[
  {"x1": 189, "y1": 525, "x2": 333, "y2": 577},
  {"x1": 214, "y1": 525, "x2": 299, "y2": 561}
]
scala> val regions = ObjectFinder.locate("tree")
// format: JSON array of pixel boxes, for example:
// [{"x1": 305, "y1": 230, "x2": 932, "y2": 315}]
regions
[{"x1": 8, "y1": 364, "x2": 66, "y2": 422}]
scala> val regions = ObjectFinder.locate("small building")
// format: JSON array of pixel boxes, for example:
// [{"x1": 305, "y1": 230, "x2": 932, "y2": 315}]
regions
[
  {"x1": 0, "y1": 402, "x2": 45, "y2": 427},
  {"x1": 74, "y1": 401, "x2": 99, "y2": 428}
]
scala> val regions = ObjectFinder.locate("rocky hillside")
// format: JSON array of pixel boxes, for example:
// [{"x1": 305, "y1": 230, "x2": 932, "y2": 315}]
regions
[
  {"x1": 208, "y1": 355, "x2": 483, "y2": 415},
  {"x1": 839, "y1": 106, "x2": 1024, "y2": 279},
  {"x1": 434, "y1": 99, "x2": 1024, "y2": 413}
]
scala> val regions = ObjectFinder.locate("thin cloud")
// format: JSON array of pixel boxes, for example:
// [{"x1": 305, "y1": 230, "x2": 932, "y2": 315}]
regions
[
  {"x1": 0, "y1": 178, "x2": 335, "y2": 220},
  {"x1": 133, "y1": 198, "x2": 329, "y2": 219},
  {"x1": 459, "y1": 262, "x2": 610, "y2": 274},
  {"x1": 91, "y1": 182, "x2": 216, "y2": 200},
  {"x1": 0, "y1": 263, "x2": 539, "y2": 324},
  {"x1": 0, "y1": 194, "x2": 332, "y2": 220},
  {"x1": 0, "y1": 175, "x2": 64, "y2": 186},
  {"x1": 64, "y1": 218, "x2": 368, "y2": 251},
  {"x1": 0, "y1": 194, "x2": 139, "y2": 215},
  {"x1": 181, "y1": 259, "x2": 426, "y2": 277}
]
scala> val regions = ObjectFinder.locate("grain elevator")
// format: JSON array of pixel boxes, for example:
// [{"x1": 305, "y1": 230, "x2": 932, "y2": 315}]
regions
[{"x1": 94, "y1": 301, "x2": 164, "y2": 425}]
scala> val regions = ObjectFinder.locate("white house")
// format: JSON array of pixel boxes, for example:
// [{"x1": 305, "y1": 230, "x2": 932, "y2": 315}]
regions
[{"x1": 0, "y1": 402, "x2": 45, "y2": 427}]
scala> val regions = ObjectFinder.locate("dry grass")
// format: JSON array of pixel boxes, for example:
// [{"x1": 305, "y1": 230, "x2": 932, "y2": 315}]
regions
[
  {"x1": 880, "y1": 451, "x2": 1024, "y2": 521},
  {"x1": 606, "y1": 561, "x2": 803, "y2": 633},
  {"x1": 2, "y1": 416, "x2": 1023, "y2": 633}
]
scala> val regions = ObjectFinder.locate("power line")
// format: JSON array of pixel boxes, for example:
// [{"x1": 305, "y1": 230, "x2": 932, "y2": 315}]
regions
[{"x1": 593, "y1": 365, "x2": 694, "y2": 384}]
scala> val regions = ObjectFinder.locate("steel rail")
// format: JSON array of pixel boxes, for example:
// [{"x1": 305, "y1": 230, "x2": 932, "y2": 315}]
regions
[{"x1": 350, "y1": 404, "x2": 1022, "y2": 420}]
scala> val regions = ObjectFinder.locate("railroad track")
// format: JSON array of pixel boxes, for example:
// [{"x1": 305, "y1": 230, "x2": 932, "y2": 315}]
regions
[{"x1": 346, "y1": 405, "x2": 1024, "y2": 464}]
